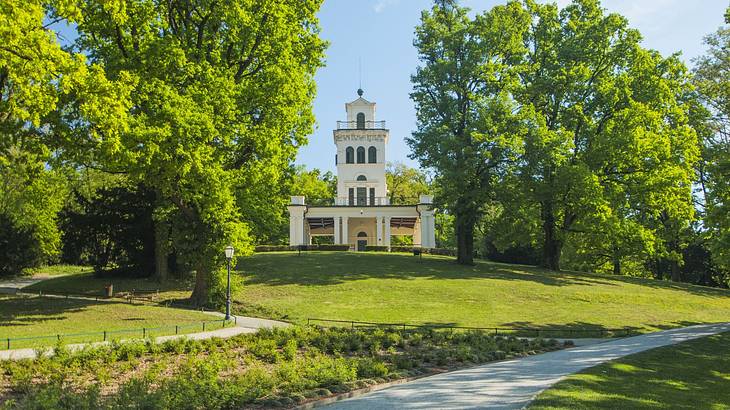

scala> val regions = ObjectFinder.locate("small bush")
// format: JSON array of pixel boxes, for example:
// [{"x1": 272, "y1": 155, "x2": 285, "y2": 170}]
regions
[
  {"x1": 364, "y1": 245, "x2": 389, "y2": 252},
  {"x1": 356, "y1": 358, "x2": 389, "y2": 378}
]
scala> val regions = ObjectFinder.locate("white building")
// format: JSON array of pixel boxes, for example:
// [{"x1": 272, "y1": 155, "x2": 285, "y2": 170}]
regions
[{"x1": 288, "y1": 89, "x2": 436, "y2": 251}]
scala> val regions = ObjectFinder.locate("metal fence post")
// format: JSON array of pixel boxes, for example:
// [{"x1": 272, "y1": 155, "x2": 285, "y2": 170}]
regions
[
  {"x1": 103, "y1": 331, "x2": 107, "y2": 342},
  {"x1": 142, "y1": 328, "x2": 146, "y2": 338},
  {"x1": 6, "y1": 338, "x2": 9, "y2": 350},
  {"x1": 175, "y1": 325, "x2": 179, "y2": 335},
  {"x1": 203, "y1": 322, "x2": 206, "y2": 331}
]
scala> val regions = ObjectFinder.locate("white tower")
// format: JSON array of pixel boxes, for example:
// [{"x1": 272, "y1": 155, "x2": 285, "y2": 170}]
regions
[{"x1": 333, "y1": 89, "x2": 389, "y2": 206}]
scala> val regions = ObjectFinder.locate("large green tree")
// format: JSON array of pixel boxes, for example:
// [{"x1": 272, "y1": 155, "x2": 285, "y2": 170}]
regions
[
  {"x1": 53, "y1": 0, "x2": 326, "y2": 304},
  {"x1": 693, "y1": 8, "x2": 730, "y2": 275},
  {"x1": 410, "y1": 0, "x2": 529, "y2": 264},
  {"x1": 0, "y1": 0, "x2": 131, "y2": 272},
  {"x1": 508, "y1": 0, "x2": 698, "y2": 272}
]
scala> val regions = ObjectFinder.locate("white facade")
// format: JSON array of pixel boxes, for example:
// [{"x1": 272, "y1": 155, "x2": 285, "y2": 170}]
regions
[{"x1": 288, "y1": 90, "x2": 436, "y2": 251}]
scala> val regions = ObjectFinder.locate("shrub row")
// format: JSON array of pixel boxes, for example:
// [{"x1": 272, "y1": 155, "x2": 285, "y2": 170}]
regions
[
  {"x1": 255, "y1": 244, "x2": 456, "y2": 256},
  {"x1": 1, "y1": 326, "x2": 563, "y2": 409}
]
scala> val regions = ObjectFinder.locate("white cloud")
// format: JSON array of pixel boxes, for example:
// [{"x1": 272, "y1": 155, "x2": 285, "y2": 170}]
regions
[{"x1": 373, "y1": 0, "x2": 400, "y2": 13}]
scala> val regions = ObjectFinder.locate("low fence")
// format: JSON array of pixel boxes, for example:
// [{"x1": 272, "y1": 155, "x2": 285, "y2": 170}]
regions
[
  {"x1": 306, "y1": 318, "x2": 635, "y2": 339},
  {"x1": 2, "y1": 317, "x2": 235, "y2": 350}
]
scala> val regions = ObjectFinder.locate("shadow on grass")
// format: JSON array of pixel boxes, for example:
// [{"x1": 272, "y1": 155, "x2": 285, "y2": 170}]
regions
[
  {"x1": 498, "y1": 321, "x2": 643, "y2": 338},
  {"x1": 529, "y1": 332, "x2": 730, "y2": 409},
  {"x1": 24, "y1": 273, "x2": 192, "y2": 297},
  {"x1": 236, "y1": 252, "x2": 730, "y2": 299},
  {"x1": 0, "y1": 296, "x2": 109, "y2": 327}
]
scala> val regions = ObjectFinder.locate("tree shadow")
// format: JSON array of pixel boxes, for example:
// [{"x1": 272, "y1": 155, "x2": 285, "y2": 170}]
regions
[
  {"x1": 235, "y1": 252, "x2": 730, "y2": 300},
  {"x1": 0, "y1": 296, "x2": 110, "y2": 327},
  {"x1": 529, "y1": 332, "x2": 730, "y2": 409},
  {"x1": 497, "y1": 320, "x2": 642, "y2": 338},
  {"x1": 237, "y1": 252, "x2": 624, "y2": 288}
]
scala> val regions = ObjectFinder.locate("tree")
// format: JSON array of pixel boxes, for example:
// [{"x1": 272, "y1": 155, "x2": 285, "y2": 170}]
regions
[
  {"x1": 507, "y1": 0, "x2": 698, "y2": 272},
  {"x1": 693, "y1": 7, "x2": 730, "y2": 273},
  {"x1": 0, "y1": 0, "x2": 131, "y2": 272},
  {"x1": 60, "y1": 0, "x2": 326, "y2": 304},
  {"x1": 385, "y1": 162, "x2": 429, "y2": 205},
  {"x1": 291, "y1": 166, "x2": 337, "y2": 205},
  {"x1": 410, "y1": 0, "x2": 529, "y2": 264}
]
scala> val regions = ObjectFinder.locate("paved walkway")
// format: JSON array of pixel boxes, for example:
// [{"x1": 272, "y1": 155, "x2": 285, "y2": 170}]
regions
[
  {"x1": 0, "y1": 278, "x2": 46, "y2": 294},
  {"x1": 0, "y1": 314, "x2": 288, "y2": 361},
  {"x1": 327, "y1": 322, "x2": 730, "y2": 410}
]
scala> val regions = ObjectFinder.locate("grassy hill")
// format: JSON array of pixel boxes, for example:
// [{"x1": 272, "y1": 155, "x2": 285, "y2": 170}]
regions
[
  {"x1": 234, "y1": 252, "x2": 730, "y2": 333},
  {"x1": 25, "y1": 251, "x2": 730, "y2": 336}
]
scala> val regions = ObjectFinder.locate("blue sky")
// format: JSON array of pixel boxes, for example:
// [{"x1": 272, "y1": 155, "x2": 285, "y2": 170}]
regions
[{"x1": 301, "y1": 0, "x2": 729, "y2": 173}]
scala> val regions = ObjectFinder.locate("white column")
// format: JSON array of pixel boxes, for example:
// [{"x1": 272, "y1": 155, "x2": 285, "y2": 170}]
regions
[
  {"x1": 334, "y1": 216, "x2": 341, "y2": 244},
  {"x1": 420, "y1": 211, "x2": 435, "y2": 248},
  {"x1": 288, "y1": 205, "x2": 306, "y2": 246},
  {"x1": 384, "y1": 217, "x2": 392, "y2": 250},
  {"x1": 342, "y1": 217, "x2": 349, "y2": 246},
  {"x1": 376, "y1": 216, "x2": 383, "y2": 246}
]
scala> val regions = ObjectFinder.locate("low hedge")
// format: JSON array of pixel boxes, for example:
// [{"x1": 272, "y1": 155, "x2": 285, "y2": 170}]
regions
[
  {"x1": 255, "y1": 244, "x2": 350, "y2": 252},
  {"x1": 2, "y1": 326, "x2": 564, "y2": 409},
  {"x1": 254, "y1": 245, "x2": 454, "y2": 255}
]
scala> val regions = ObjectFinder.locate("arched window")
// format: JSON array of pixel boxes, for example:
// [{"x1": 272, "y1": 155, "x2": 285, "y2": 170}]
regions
[
  {"x1": 356, "y1": 113, "x2": 365, "y2": 129},
  {"x1": 356, "y1": 175, "x2": 367, "y2": 181},
  {"x1": 356, "y1": 146, "x2": 365, "y2": 163},
  {"x1": 368, "y1": 146, "x2": 377, "y2": 163},
  {"x1": 357, "y1": 231, "x2": 367, "y2": 237},
  {"x1": 345, "y1": 147, "x2": 354, "y2": 164}
]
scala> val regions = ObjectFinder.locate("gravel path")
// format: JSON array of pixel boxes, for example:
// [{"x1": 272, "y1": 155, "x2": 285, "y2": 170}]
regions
[{"x1": 326, "y1": 322, "x2": 730, "y2": 410}]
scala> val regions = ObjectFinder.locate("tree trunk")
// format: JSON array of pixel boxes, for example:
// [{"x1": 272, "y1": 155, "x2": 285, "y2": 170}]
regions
[
  {"x1": 612, "y1": 255, "x2": 621, "y2": 275},
  {"x1": 540, "y1": 201, "x2": 562, "y2": 271},
  {"x1": 190, "y1": 264, "x2": 209, "y2": 306},
  {"x1": 153, "y1": 219, "x2": 169, "y2": 282},
  {"x1": 455, "y1": 210, "x2": 475, "y2": 265},
  {"x1": 670, "y1": 260, "x2": 681, "y2": 282}
]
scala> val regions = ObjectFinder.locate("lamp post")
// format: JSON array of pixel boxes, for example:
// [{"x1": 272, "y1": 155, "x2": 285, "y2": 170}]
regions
[{"x1": 224, "y1": 245, "x2": 234, "y2": 320}]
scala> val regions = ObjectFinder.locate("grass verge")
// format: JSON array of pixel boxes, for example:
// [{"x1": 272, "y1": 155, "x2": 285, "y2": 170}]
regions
[
  {"x1": 0, "y1": 296, "x2": 224, "y2": 349},
  {"x1": 528, "y1": 332, "x2": 730, "y2": 409}
]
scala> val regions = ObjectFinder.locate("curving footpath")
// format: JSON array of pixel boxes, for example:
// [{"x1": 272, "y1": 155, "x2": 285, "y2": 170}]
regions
[
  {"x1": 0, "y1": 315, "x2": 288, "y2": 361},
  {"x1": 326, "y1": 322, "x2": 730, "y2": 410}
]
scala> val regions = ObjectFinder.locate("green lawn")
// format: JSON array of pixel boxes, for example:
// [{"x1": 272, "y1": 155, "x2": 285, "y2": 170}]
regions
[
  {"x1": 529, "y1": 332, "x2": 730, "y2": 409},
  {"x1": 25, "y1": 264, "x2": 94, "y2": 278},
  {"x1": 0, "y1": 296, "x2": 225, "y2": 349},
  {"x1": 25, "y1": 252, "x2": 730, "y2": 337},
  {"x1": 234, "y1": 252, "x2": 730, "y2": 334}
]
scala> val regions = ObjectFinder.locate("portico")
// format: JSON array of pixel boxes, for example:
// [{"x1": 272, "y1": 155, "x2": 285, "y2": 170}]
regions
[{"x1": 288, "y1": 89, "x2": 436, "y2": 250}]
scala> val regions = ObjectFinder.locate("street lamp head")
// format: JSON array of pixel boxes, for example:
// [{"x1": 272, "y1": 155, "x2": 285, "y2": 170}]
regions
[{"x1": 224, "y1": 245, "x2": 234, "y2": 260}]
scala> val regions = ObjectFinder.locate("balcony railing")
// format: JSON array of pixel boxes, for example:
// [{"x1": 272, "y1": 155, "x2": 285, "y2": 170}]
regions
[
  {"x1": 334, "y1": 197, "x2": 390, "y2": 206},
  {"x1": 336, "y1": 120, "x2": 387, "y2": 130}
]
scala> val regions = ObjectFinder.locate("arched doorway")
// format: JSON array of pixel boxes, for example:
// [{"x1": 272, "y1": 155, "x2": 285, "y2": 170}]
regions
[{"x1": 356, "y1": 231, "x2": 368, "y2": 252}]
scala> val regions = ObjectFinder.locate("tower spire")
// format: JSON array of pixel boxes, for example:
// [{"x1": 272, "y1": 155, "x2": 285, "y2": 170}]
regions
[{"x1": 357, "y1": 57, "x2": 363, "y2": 97}]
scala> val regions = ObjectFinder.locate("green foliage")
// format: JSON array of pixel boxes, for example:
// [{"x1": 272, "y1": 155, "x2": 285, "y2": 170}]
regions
[
  {"x1": 0, "y1": 214, "x2": 43, "y2": 277},
  {"x1": 693, "y1": 13, "x2": 730, "y2": 275},
  {"x1": 386, "y1": 162, "x2": 429, "y2": 205},
  {"x1": 50, "y1": 0, "x2": 328, "y2": 303},
  {"x1": 291, "y1": 166, "x2": 337, "y2": 205},
  {"x1": 0, "y1": 148, "x2": 68, "y2": 270},
  {"x1": 0, "y1": 325, "x2": 560, "y2": 409},
  {"x1": 410, "y1": 0, "x2": 529, "y2": 264},
  {"x1": 59, "y1": 184, "x2": 155, "y2": 275}
]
